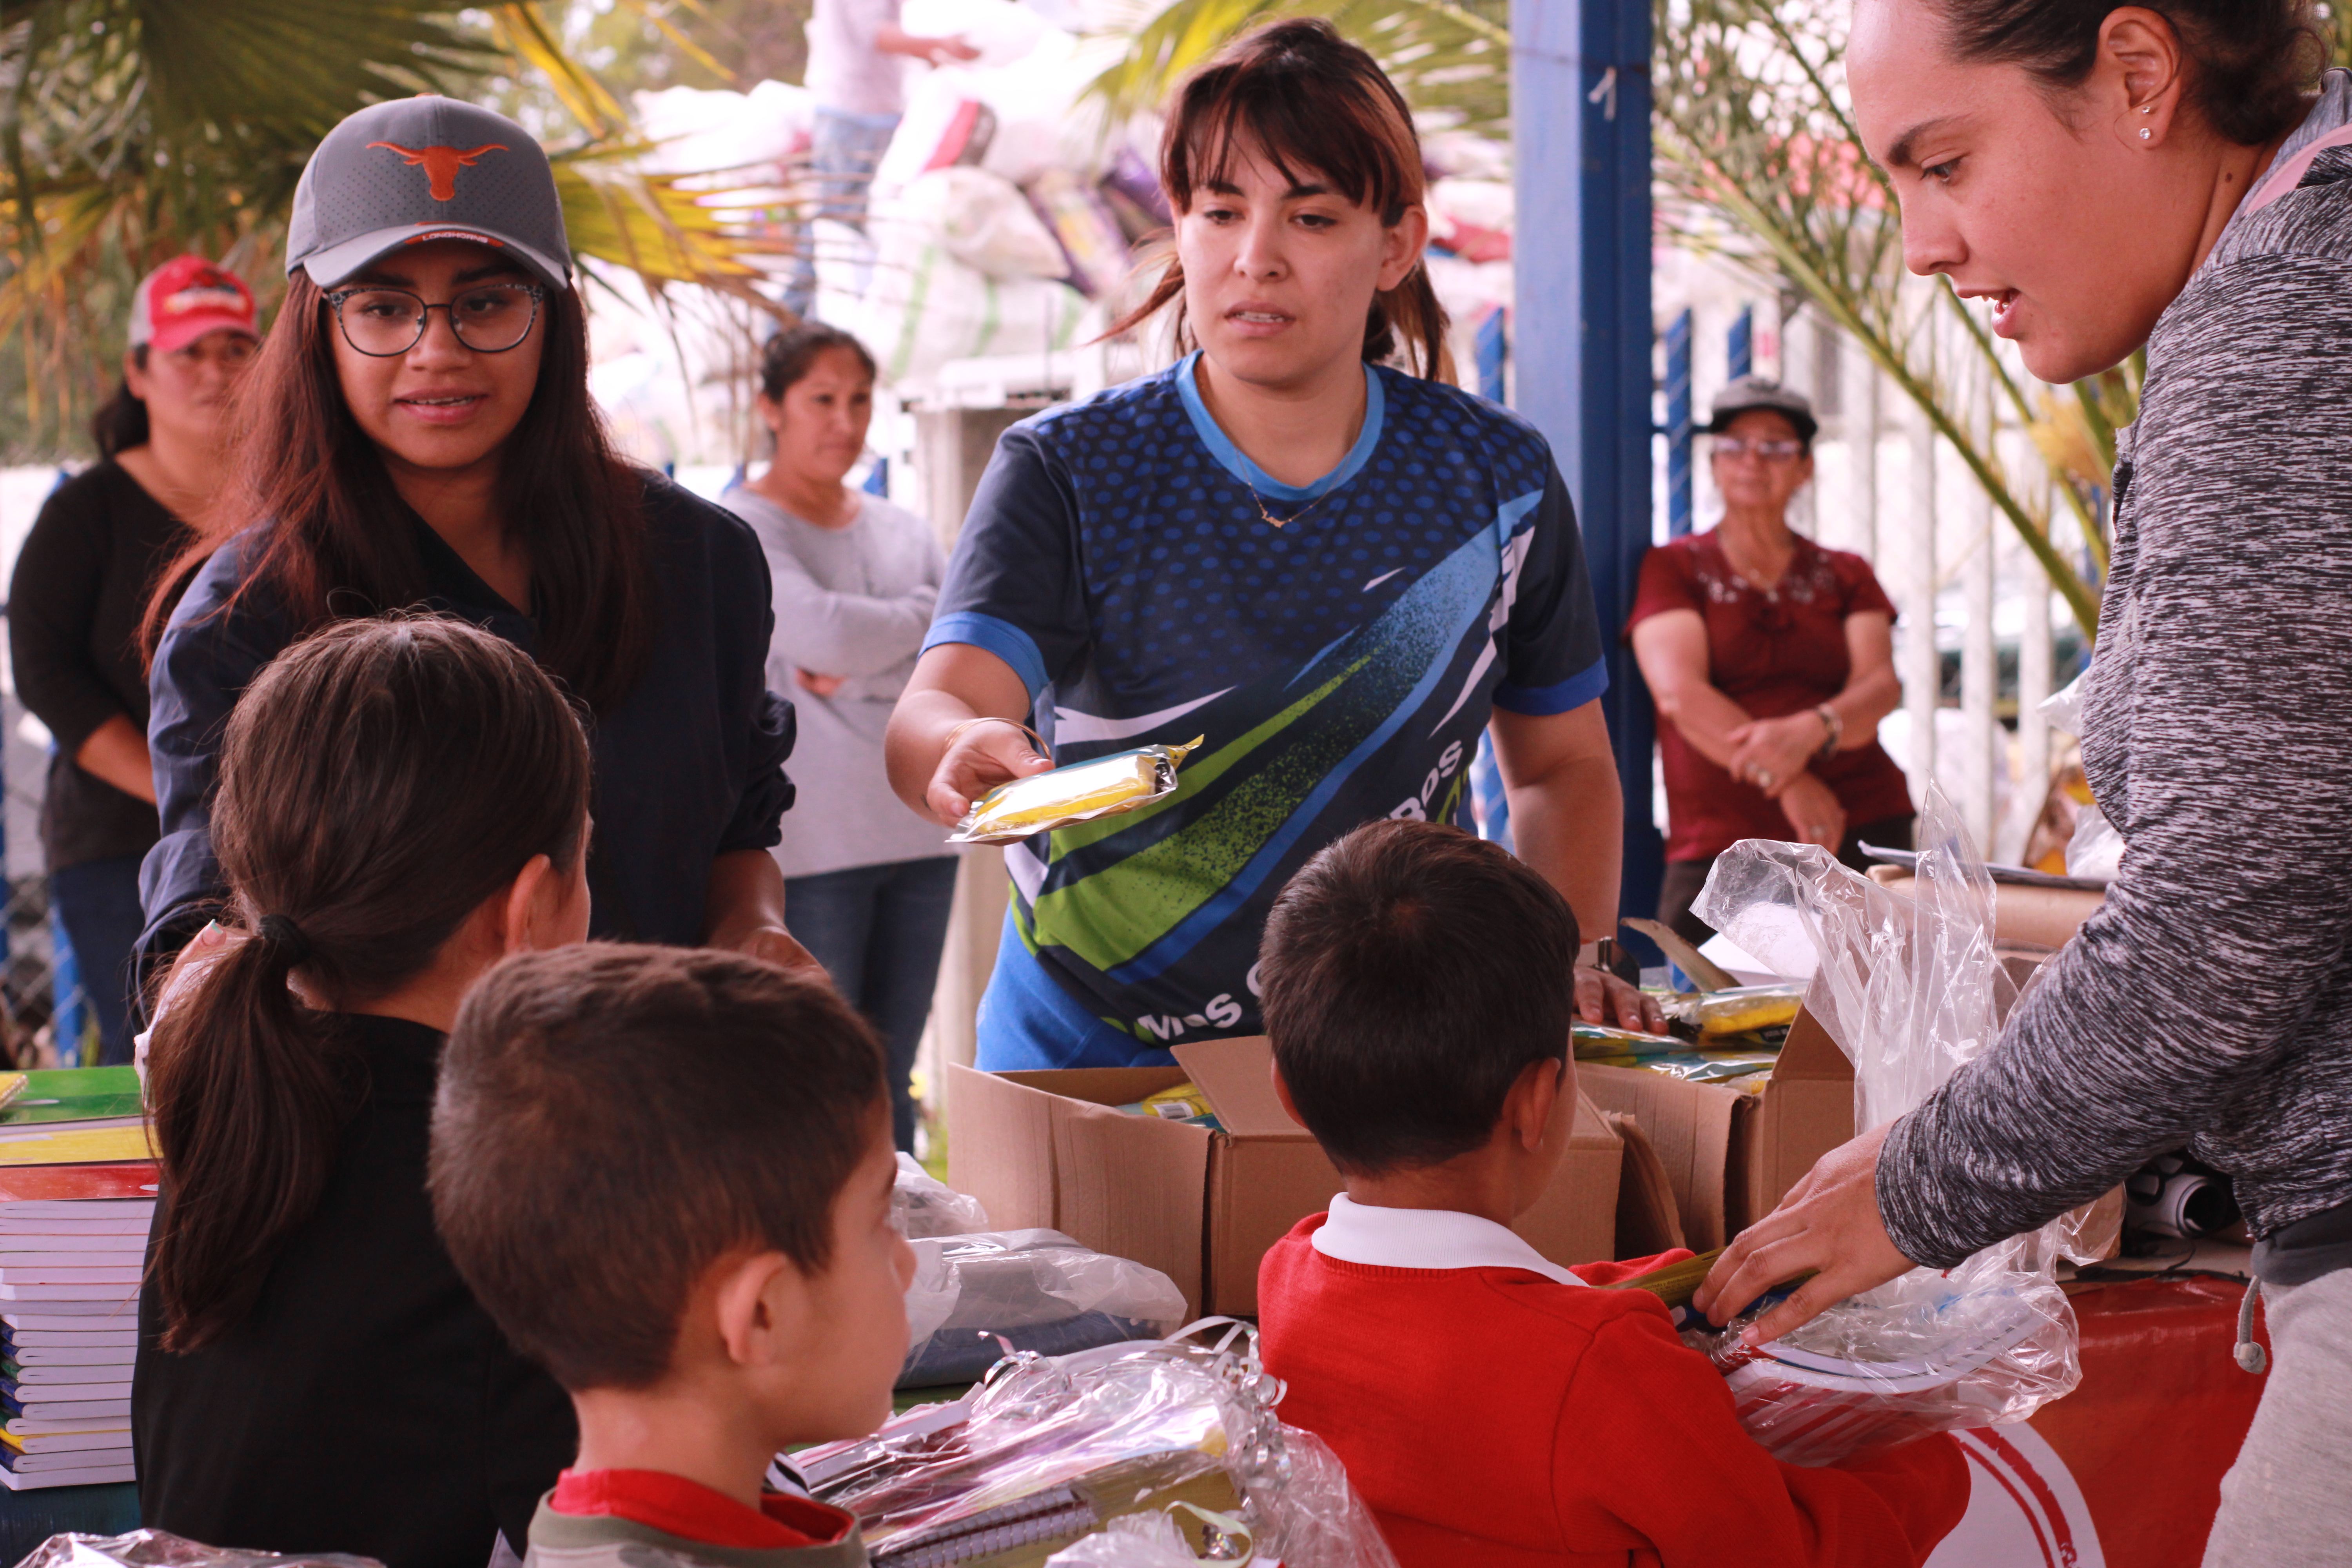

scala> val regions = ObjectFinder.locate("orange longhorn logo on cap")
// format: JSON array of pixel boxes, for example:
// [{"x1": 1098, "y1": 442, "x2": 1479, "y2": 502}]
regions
[{"x1": 367, "y1": 141, "x2": 507, "y2": 202}]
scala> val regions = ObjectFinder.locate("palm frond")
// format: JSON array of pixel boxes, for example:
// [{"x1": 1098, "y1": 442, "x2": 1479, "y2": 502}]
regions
[
  {"x1": 1652, "y1": 0, "x2": 2106, "y2": 635},
  {"x1": 1084, "y1": 0, "x2": 1507, "y2": 137},
  {"x1": 0, "y1": 0, "x2": 796, "y2": 457}
]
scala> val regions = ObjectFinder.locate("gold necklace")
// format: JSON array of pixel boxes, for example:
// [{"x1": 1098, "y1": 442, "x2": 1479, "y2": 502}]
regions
[{"x1": 1254, "y1": 486, "x2": 1341, "y2": 529}]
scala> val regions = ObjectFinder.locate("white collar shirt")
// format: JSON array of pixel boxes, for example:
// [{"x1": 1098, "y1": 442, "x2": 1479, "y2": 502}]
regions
[{"x1": 1307, "y1": 1192, "x2": 1588, "y2": 1288}]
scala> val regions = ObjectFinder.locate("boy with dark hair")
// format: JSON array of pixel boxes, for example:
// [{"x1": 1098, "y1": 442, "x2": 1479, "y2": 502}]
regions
[
  {"x1": 1255, "y1": 821, "x2": 1969, "y2": 1568},
  {"x1": 431, "y1": 944, "x2": 911, "y2": 1568}
]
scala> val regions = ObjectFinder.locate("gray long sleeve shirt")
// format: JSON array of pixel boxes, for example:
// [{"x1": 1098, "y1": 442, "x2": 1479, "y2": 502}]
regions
[
  {"x1": 720, "y1": 484, "x2": 953, "y2": 879},
  {"x1": 1879, "y1": 74, "x2": 2352, "y2": 1266}
]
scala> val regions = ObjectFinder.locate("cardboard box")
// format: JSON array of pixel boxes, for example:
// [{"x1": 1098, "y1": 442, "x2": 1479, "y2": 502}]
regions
[
  {"x1": 948, "y1": 1035, "x2": 1623, "y2": 1317},
  {"x1": 1577, "y1": 1008, "x2": 1854, "y2": 1251},
  {"x1": 1868, "y1": 866, "x2": 2106, "y2": 951}
]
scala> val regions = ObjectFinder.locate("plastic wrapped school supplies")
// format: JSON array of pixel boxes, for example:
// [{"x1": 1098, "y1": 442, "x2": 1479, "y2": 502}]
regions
[
  {"x1": 14, "y1": 1533, "x2": 381, "y2": 1568},
  {"x1": 798, "y1": 1328, "x2": 1397, "y2": 1568},
  {"x1": 1661, "y1": 984, "x2": 1805, "y2": 1041},
  {"x1": 1680, "y1": 791, "x2": 2089, "y2": 1466},
  {"x1": 901, "y1": 1231, "x2": 1187, "y2": 1388},
  {"x1": 1040, "y1": 1508, "x2": 1252, "y2": 1566},
  {"x1": 1597, "y1": 1052, "x2": 1778, "y2": 1091},
  {"x1": 1115, "y1": 1084, "x2": 1218, "y2": 1130},
  {"x1": 1695, "y1": 1285, "x2": 2060, "y2": 1467},
  {"x1": 950, "y1": 739, "x2": 1202, "y2": 845},
  {"x1": 1569, "y1": 1022, "x2": 1686, "y2": 1060},
  {"x1": 897, "y1": 1154, "x2": 993, "y2": 1240}
]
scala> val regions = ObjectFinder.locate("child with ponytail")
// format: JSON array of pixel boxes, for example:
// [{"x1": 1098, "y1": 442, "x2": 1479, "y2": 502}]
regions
[
  {"x1": 888, "y1": 18, "x2": 1655, "y2": 1071},
  {"x1": 134, "y1": 615, "x2": 593, "y2": 1568}
]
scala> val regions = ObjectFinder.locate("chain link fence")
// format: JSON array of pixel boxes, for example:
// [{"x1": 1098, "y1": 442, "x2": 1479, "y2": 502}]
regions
[
  {"x1": 0, "y1": 686, "x2": 88, "y2": 1072},
  {"x1": 2, "y1": 467, "x2": 100, "y2": 1071}
]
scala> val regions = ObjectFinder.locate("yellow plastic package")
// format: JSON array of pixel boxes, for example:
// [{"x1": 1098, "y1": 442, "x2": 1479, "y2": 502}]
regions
[
  {"x1": 950, "y1": 736, "x2": 1204, "y2": 845},
  {"x1": 1119, "y1": 1082, "x2": 1220, "y2": 1129},
  {"x1": 1665, "y1": 984, "x2": 1804, "y2": 1039}
]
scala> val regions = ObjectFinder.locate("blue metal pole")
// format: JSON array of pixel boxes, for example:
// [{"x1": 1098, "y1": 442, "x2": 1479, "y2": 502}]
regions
[
  {"x1": 1474, "y1": 306, "x2": 1508, "y2": 404},
  {"x1": 1728, "y1": 306, "x2": 1753, "y2": 380},
  {"x1": 1666, "y1": 307, "x2": 1693, "y2": 539},
  {"x1": 1512, "y1": 0, "x2": 1661, "y2": 954}
]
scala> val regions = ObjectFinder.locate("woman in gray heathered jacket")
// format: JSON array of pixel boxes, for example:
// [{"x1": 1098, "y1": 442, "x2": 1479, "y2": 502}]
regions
[{"x1": 1697, "y1": 4, "x2": 2352, "y2": 1561}]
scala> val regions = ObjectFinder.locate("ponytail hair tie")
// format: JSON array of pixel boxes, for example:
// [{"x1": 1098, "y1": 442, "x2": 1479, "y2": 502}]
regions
[{"x1": 256, "y1": 914, "x2": 313, "y2": 969}]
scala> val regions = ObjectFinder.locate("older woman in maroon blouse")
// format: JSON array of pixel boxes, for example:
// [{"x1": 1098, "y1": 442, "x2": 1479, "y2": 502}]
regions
[{"x1": 1630, "y1": 376, "x2": 1912, "y2": 945}]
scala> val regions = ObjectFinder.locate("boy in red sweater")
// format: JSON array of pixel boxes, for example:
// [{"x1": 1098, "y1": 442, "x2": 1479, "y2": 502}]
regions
[
  {"x1": 432, "y1": 946, "x2": 916, "y2": 1568},
  {"x1": 1254, "y1": 821, "x2": 1969, "y2": 1568}
]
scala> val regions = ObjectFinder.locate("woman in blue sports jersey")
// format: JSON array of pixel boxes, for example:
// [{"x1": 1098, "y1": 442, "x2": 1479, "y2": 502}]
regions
[{"x1": 886, "y1": 19, "x2": 1658, "y2": 1069}]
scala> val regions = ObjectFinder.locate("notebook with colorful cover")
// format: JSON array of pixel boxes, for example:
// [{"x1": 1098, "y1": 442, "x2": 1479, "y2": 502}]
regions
[
  {"x1": 0, "y1": 1129, "x2": 152, "y2": 1167},
  {"x1": 0, "y1": 1069, "x2": 141, "y2": 1128},
  {"x1": 5, "y1": 1348, "x2": 134, "y2": 1368},
  {"x1": 0, "y1": 1428, "x2": 127, "y2": 1454},
  {"x1": 0, "y1": 1456, "x2": 134, "y2": 1488}
]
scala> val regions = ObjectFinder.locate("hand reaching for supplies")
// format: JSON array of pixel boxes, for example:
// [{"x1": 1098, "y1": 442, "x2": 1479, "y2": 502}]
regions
[
  {"x1": 1775, "y1": 772, "x2": 1847, "y2": 855},
  {"x1": 923, "y1": 717, "x2": 1056, "y2": 827},
  {"x1": 1726, "y1": 712, "x2": 1829, "y2": 799},
  {"x1": 1575, "y1": 965, "x2": 1668, "y2": 1033},
  {"x1": 794, "y1": 669, "x2": 846, "y2": 698},
  {"x1": 1691, "y1": 1122, "x2": 1916, "y2": 1344}
]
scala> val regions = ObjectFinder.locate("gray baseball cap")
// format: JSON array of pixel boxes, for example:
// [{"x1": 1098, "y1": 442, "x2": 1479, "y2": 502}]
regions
[
  {"x1": 1705, "y1": 374, "x2": 1818, "y2": 443},
  {"x1": 287, "y1": 96, "x2": 571, "y2": 291}
]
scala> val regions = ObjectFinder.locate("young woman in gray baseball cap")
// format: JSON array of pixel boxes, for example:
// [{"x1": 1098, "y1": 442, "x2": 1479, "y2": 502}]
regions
[{"x1": 131, "y1": 98, "x2": 819, "y2": 1567}]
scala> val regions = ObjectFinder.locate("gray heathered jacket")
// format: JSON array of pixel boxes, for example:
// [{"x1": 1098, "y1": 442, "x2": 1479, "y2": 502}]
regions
[{"x1": 1878, "y1": 73, "x2": 2352, "y2": 1268}]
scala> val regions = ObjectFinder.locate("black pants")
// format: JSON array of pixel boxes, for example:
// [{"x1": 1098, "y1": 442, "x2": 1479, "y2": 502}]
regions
[{"x1": 1655, "y1": 815, "x2": 1916, "y2": 949}]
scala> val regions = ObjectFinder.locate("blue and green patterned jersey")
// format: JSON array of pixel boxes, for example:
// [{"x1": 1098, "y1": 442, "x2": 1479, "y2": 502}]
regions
[{"x1": 925, "y1": 354, "x2": 1606, "y2": 1069}]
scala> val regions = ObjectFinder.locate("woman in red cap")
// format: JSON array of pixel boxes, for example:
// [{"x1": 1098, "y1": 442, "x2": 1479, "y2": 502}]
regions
[{"x1": 6, "y1": 256, "x2": 257, "y2": 1064}]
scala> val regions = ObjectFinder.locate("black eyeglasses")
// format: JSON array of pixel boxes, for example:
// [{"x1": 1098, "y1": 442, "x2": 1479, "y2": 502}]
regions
[
  {"x1": 323, "y1": 283, "x2": 545, "y2": 357},
  {"x1": 1713, "y1": 436, "x2": 1806, "y2": 463}
]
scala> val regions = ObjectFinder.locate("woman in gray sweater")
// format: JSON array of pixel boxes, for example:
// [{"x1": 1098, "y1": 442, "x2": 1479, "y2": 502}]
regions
[
  {"x1": 723, "y1": 325, "x2": 953, "y2": 1154},
  {"x1": 1698, "y1": 4, "x2": 2352, "y2": 1560}
]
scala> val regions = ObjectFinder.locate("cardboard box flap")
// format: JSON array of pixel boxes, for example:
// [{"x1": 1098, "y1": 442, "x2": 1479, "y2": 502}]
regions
[
  {"x1": 996, "y1": 1065, "x2": 1193, "y2": 1109},
  {"x1": 1569, "y1": 1090, "x2": 1613, "y2": 1145},
  {"x1": 1172, "y1": 1036, "x2": 1315, "y2": 1140},
  {"x1": 1605, "y1": 1111, "x2": 1686, "y2": 1258},
  {"x1": 1773, "y1": 1008, "x2": 1852, "y2": 1082},
  {"x1": 946, "y1": 1064, "x2": 1065, "y2": 1234},
  {"x1": 1053, "y1": 1100, "x2": 1214, "y2": 1312},
  {"x1": 1576, "y1": 1062, "x2": 1746, "y2": 1251}
]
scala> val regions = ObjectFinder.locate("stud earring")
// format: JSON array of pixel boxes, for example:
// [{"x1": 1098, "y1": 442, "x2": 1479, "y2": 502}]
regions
[
  {"x1": 2140, "y1": 128, "x2": 2153, "y2": 140},
  {"x1": 2140, "y1": 105, "x2": 2154, "y2": 114}
]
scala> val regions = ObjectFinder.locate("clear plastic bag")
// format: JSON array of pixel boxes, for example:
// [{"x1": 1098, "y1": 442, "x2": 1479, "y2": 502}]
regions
[
  {"x1": 1040, "y1": 1508, "x2": 1252, "y2": 1565},
  {"x1": 2063, "y1": 803, "x2": 2123, "y2": 884},
  {"x1": 14, "y1": 1533, "x2": 382, "y2": 1568},
  {"x1": 2037, "y1": 671, "x2": 2087, "y2": 739},
  {"x1": 900, "y1": 1229, "x2": 1187, "y2": 1388},
  {"x1": 895, "y1": 1153, "x2": 992, "y2": 1240},
  {"x1": 1685, "y1": 788, "x2": 2087, "y2": 1465},
  {"x1": 798, "y1": 1325, "x2": 1397, "y2": 1568}
]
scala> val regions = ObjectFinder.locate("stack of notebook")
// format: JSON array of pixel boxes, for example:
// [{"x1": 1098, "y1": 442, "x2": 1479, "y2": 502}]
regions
[{"x1": 0, "y1": 1066, "x2": 154, "y2": 1489}]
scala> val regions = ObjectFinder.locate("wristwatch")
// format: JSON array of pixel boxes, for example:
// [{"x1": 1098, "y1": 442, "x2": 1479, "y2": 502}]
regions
[{"x1": 1813, "y1": 702, "x2": 1844, "y2": 759}]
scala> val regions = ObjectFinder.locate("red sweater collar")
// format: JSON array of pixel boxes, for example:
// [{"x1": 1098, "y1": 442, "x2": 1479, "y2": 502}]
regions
[{"x1": 550, "y1": 1468, "x2": 856, "y2": 1550}]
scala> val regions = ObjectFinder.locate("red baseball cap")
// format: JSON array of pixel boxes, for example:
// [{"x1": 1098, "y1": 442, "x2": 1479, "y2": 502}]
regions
[{"x1": 129, "y1": 256, "x2": 258, "y2": 356}]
